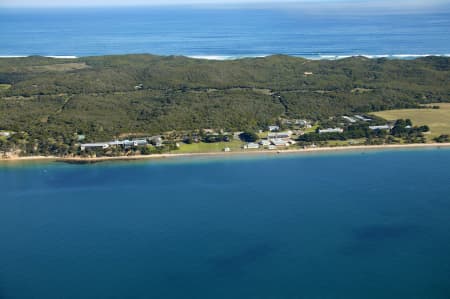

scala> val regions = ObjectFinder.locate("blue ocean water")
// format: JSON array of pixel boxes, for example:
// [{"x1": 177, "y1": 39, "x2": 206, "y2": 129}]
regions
[
  {"x1": 1, "y1": 149, "x2": 450, "y2": 299},
  {"x1": 0, "y1": 7, "x2": 450, "y2": 58}
]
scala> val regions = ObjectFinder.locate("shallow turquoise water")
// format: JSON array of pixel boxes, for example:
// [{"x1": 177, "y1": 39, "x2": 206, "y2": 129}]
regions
[{"x1": 1, "y1": 149, "x2": 450, "y2": 299}]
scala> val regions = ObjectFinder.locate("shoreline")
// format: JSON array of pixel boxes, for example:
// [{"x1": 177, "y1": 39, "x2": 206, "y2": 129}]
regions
[
  {"x1": 2, "y1": 143, "x2": 450, "y2": 164},
  {"x1": 1, "y1": 54, "x2": 450, "y2": 61}
]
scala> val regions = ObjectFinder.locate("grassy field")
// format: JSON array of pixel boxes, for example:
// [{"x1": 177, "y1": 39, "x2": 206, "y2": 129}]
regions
[
  {"x1": 326, "y1": 138, "x2": 367, "y2": 146},
  {"x1": 174, "y1": 140, "x2": 245, "y2": 154},
  {"x1": 0, "y1": 84, "x2": 11, "y2": 90},
  {"x1": 29, "y1": 63, "x2": 90, "y2": 72},
  {"x1": 372, "y1": 103, "x2": 450, "y2": 141}
]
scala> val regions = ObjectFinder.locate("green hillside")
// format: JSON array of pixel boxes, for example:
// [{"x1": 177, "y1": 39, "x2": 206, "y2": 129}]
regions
[{"x1": 0, "y1": 54, "x2": 448, "y2": 149}]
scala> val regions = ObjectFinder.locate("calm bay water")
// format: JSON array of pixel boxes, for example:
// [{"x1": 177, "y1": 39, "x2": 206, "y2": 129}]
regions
[
  {"x1": 1, "y1": 149, "x2": 450, "y2": 298},
  {"x1": 0, "y1": 7, "x2": 450, "y2": 58}
]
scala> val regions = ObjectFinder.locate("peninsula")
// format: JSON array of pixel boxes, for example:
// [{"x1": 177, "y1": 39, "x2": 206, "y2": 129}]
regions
[{"x1": 0, "y1": 54, "x2": 449, "y2": 161}]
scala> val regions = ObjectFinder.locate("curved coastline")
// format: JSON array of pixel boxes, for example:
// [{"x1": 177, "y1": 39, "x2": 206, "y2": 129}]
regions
[{"x1": 1, "y1": 143, "x2": 450, "y2": 165}]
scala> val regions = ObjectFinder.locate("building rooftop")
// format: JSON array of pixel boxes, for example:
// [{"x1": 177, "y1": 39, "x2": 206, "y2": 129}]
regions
[
  {"x1": 369, "y1": 125, "x2": 392, "y2": 130},
  {"x1": 318, "y1": 128, "x2": 344, "y2": 134}
]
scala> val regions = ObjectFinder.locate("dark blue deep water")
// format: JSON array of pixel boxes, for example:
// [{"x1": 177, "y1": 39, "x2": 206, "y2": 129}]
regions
[
  {"x1": 0, "y1": 7, "x2": 450, "y2": 58},
  {"x1": 1, "y1": 149, "x2": 450, "y2": 299}
]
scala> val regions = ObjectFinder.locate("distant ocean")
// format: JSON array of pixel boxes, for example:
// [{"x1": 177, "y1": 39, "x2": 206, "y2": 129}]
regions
[
  {"x1": 1, "y1": 149, "x2": 450, "y2": 298},
  {"x1": 1, "y1": 7, "x2": 450, "y2": 59}
]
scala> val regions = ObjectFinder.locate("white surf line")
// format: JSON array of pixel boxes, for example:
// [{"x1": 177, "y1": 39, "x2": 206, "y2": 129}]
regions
[{"x1": 0, "y1": 55, "x2": 78, "y2": 59}]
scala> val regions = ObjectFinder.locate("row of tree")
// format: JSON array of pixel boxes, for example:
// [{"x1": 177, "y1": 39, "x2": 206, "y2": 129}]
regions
[{"x1": 298, "y1": 119, "x2": 429, "y2": 144}]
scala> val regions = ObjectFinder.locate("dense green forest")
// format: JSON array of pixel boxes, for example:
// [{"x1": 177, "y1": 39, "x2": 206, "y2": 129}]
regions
[{"x1": 0, "y1": 54, "x2": 448, "y2": 153}]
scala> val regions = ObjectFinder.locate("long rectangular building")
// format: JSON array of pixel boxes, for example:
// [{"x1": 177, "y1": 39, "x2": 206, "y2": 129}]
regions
[{"x1": 318, "y1": 128, "x2": 344, "y2": 134}]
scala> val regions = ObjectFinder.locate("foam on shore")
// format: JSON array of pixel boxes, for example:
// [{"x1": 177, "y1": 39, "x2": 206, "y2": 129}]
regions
[
  {"x1": 187, "y1": 53, "x2": 450, "y2": 60},
  {"x1": 306, "y1": 54, "x2": 450, "y2": 60},
  {"x1": 0, "y1": 55, "x2": 78, "y2": 59},
  {"x1": 187, "y1": 54, "x2": 269, "y2": 60},
  {"x1": 1, "y1": 54, "x2": 449, "y2": 61}
]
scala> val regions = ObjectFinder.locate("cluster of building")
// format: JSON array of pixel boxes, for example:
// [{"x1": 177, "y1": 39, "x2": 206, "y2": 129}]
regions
[
  {"x1": 80, "y1": 136, "x2": 163, "y2": 151},
  {"x1": 244, "y1": 130, "x2": 296, "y2": 150},
  {"x1": 79, "y1": 113, "x2": 396, "y2": 153},
  {"x1": 279, "y1": 119, "x2": 313, "y2": 128},
  {"x1": 318, "y1": 125, "x2": 393, "y2": 134},
  {"x1": 341, "y1": 115, "x2": 393, "y2": 131}
]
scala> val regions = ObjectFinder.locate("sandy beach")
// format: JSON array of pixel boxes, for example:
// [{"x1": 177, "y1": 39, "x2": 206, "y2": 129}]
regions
[{"x1": 1, "y1": 142, "x2": 450, "y2": 164}]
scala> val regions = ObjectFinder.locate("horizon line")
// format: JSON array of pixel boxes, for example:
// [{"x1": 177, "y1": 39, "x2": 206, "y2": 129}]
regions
[{"x1": 1, "y1": 0, "x2": 450, "y2": 10}]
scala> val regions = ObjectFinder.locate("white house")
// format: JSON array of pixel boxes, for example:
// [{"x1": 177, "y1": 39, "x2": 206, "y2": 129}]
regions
[{"x1": 268, "y1": 125, "x2": 280, "y2": 132}]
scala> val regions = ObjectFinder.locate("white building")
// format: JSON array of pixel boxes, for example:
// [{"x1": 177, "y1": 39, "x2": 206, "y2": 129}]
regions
[
  {"x1": 244, "y1": 143, "x2": 259, "y2": 149},
  {"x1": 132, "y1": 139, "x2": 148, "y2": 146},
  {"x1": 354, "y1": 115, "x2": 372, "y2": 122},
  {"x1": 342, "y1": 116, "x2": 357, "y2": 123},
  {"x1": 318, "y1": 128, "x2": 344, "y2": 134},
  {"x1": 270, "y1": 139, "x2": 289, "y2": 147},
  {"x1": 268, "y1": 125, "x2": 280, "y2": 132},
  {"x1": 81, "y1": 138, "x2": 148, "y2": 151},
  {"x1": 259, "y1": 140, "x2": 271, "y2": 146},
  {"x1": 80, "y1": 143, "x2": 109, "y2": 151},
  {"x1": 108, "y1": 140, "x2": 124, "y2": 146},
  {"x1": 369, "y1": 125, "x2": 392, "y2": 130}
]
